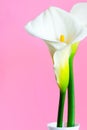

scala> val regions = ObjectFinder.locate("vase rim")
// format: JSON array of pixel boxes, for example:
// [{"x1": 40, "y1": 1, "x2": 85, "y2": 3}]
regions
[{"x1": 47, "y1": 122, "x2": 80, "y2": 129}]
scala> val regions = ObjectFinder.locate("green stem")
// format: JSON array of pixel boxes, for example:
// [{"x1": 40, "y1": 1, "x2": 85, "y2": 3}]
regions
[
  {"x1": 57, "y1": 91, "x2": 66, "y2": 127},
  {"x1": 67, "y1": 56, "x2": 75, "y2": 127}
]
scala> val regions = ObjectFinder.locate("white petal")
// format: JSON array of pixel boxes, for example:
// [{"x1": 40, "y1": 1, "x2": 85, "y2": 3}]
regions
[
  {"x1": 71, "y1": 3, "x2": 87, "y2": 27},
  {"x1": 45, "y1": 40, "x2": 67, "y2": 50},
  {"x1": 25, "y1": 6, "x2": 86, "y2": 43},
  {"x1": 46, "y1": 43, "x2": 56, "y2": 58},
  {"x1": 25, "y1": 7, "x2": 57, "y2": 42},
  {"x1": 71, "y1": 27, "x2": 87, "y2": 44},
  {"x1": 53, "y1": 46, "x2": 70, "y2": 92}
]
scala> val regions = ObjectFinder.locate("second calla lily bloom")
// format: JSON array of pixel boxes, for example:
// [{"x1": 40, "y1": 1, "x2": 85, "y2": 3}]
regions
[
  {"x1": 25, "y1": 6, "x2": 87, "y2": 92},
  {"x1": 71, "y1": 2, "x2": 87, "y2": 27}
]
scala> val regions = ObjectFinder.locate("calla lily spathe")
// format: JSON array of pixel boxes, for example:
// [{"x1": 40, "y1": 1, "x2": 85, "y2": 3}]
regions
[
  {"x1": 25, "y1": 6, "x2": 87, "y2": 92},
  {"x1": 53, "y1": 47, "x2": 70, "y2": 92},
  {"x1": 71, "y1": 3, "x2": 87, "y2": 27}
]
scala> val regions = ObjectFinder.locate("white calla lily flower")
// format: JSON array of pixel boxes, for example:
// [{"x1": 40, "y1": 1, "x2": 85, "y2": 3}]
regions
[
  {"x1": 25, "y1": 6, "x2": 87, "y2": 92},
  {"x1": 71, "y1": 3, "x2": 87, "y2": 27}
]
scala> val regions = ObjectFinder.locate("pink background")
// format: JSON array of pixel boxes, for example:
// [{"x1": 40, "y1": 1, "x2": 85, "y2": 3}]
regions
[{"x1": 0, "y1": 0, "x2": 87, "y2": 130}]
